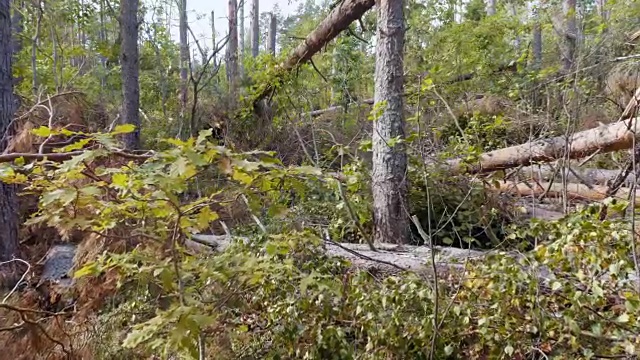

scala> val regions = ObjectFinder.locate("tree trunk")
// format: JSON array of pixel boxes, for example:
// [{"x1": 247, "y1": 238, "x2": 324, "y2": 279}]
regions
[
  {"x1": 445, "y1": 117, "x2": 640, "y2": 175},
  {"x1": 372, "y1": 0, "x2": 409, "y2": 245},
  {"x1": 31, "y1": 4, "x2": 42, "y2": 94},
  {"x1": 0, "y1": 0, "x2": 19, "y2": 262},
  {"x1": 253, "y1": 0, "x2": 375, "y2": 106},
  {"x1": 239, "y1": 0, "x2": 244, "y2": 76},
  {"x1": 532, "y1": 1, "x2": 542, "y2": 69},
  {"x1": 227, "y1": 0, "x2": 239, "y2": 100},
  {"x1": 179, "y1": 0, "x2": 189, "y2": 129},
  {"x1": 250, "y1": 0, "x2": 259, "y2": 57},
  {"x1": 211, "y1": 10, "x2": 216, "y2": 55},
  {"x1": 267, "y1": 12, "x2": 276, "y2": 56},
  {"x1": 561, "y1": 0, "x2": 576, "y2": 73},
  {"x1": 120, "y1": 0, "x2": 140, "y2": 149},
  {"x1": 486, "y1": 0, "x2": 496, "y2": 16}
]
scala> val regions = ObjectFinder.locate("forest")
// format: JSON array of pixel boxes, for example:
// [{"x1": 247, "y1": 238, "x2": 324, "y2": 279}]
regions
[{"x1": 1, "y1": 0, "x2": 640, "y2": 358}]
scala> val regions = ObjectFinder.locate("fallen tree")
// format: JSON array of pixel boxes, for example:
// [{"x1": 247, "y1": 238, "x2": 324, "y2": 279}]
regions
[
  {"x1": 445, "y1": 117, "x2": 640, "y2": 174},
  {"x1": 253, "y1": 0, "x2": 375, "y2": 106},
  {"x1": 513, "y1": 164, "x2": 634, "y2": 187},
  {"x1": 488, "y1": 180, "x2": 640, "y2": 206}
]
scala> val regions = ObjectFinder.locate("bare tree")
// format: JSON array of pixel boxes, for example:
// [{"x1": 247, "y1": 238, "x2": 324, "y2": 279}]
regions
[
  {"x1": 120, "y1": 0, "x2": 141, "y2": 149},
  {"x1": 211, "y1": 10, "x2": 216, "y2": 53},
  {"x1": 250, "y1": 0, "x2": 259, "y2": 57},
  {"x1": 372, "y1": 0, "x2": 409, "y2": 244},
  {"x1": 267, "y1": 12, "x2": 276, "y2": 56},
  {"x1": 0, "y1": 0, "x2": 19, "y2": 261},
  {"x1": 179, "y1": 0, "x2": 189, "y2": 125},
  {"x1": 561, "y1": 0, "x2": 576, "y2": 73},
  {"x1": 227, "y1": 0, "x2": 239, "y2": 99}
]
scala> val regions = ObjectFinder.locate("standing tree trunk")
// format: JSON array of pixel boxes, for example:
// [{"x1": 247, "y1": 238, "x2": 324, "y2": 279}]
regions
[
  {"x1": 227, "y1": 0, "x2": 239, "y2": 100},
  {"x1": 267, "y1": 12, "x2": 276, "y2": 56},
  {"x1": 211, "y1": 10, "x2": 216, "y2": 54},
  {"x1": 239, "y1": 0, "x2": 244, "y2": 77},
  {"x1": 486, "y1": 0, "x2": 496, "y2": 15},
  {"x1": 561, "y1": 0, "x2": 576, "y2": 73},
  {"x1": 532, "y1": 0, "x2": 542, "y2": 69},
  {"x1": 0, "y1": 0, "x2": 19, "y2": 262},
  {"x1": 31, "y1": 3, "x2": 42, "y2": 94},
  {"x1": 372, "y1": 0, "x2": 409, "y2": 245},
  {"x1": 250, "y1": 0, "x2": 259, "y2": 57},
  {"x1": 120, "y1": 0, "x2": 140, "y2": 149},
  {"x1": 179, "y1": 0, "x2": 189, "y2": 129}
]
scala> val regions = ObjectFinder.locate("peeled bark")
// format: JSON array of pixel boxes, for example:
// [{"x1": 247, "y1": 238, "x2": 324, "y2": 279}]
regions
[
  {"x1": 178, "y1": 0, "x2": 189, "y2": 124},
  {"x1": 267, "y1": 12, "x2": 276, "y2": 56},
  {"x1": 0, "y1": 0, "x2": 19, "y2": 261},
  {"x1": 447, "y1": 117, "x2": 640, "y2": 175},
  {"x1": 372, "y1": 0, "x2": 409, "y2": 244},
  {"x1": 250, "y1": 0, "x2": 259, "y2": 57},
  {"x1": 253, "y1": 0, "x2": 375, "y2": 105},
  {"x1": 120, "y1": 0, "x2": 141, "y2": 149}
]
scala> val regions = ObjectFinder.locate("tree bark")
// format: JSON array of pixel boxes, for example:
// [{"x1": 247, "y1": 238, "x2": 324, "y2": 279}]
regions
[
  {"x1": 253, "y1": 0, "x2": 375, "y2": 106},
  {"x1": 446, "y1": 117, "x2": 640, "y2": 175},
  {"x1": 239, "y1": 0, "x2": 244, "y2": 76},
  {"x1": 179, "y1": 0, "x2": 189, "y2": 128},
  {"x1": 250, "y1": 0, "x2": 259, "y2": 58},
  {"x1": 227, "y1": 0, "x2": 239, "y2": 100},
  {"x1": 0, "y1": 0, "x2": 19, "y2": 261},
  {"x1": 561, "y1": 0, "x2": 576, "y2": 73},
  {"x1": 372, "y1": 0, "x2": 409, "y2": 244},
  {"x1": 267, "y1": 12, "x2": 276, "y2": 56},
  {"x1": 120, "y1": 0, "x2": 141, "y2": 149}
]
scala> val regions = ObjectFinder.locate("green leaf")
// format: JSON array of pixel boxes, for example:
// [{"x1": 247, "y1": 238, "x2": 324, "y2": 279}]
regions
[
  {"x1": 551, "y1": 281, "x2": 562, "y2": 291},
  {"x1": 32, "y1": 126, "x2": 52, "y2": 137},
  {"x1": 112, "y1": 173, "x2": 128, "y2": 188},
  {"x1": 112, "y1": 124, "x2": 136, "y2": 134}
]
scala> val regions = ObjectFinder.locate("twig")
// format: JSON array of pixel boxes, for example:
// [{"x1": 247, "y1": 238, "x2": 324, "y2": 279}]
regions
[
  {"x1": 0, "y1": 258, "x2": 31, "y2": 303},
  {"x1": 241, "y1": 194, "x2": 267, "y2": 233},
  {"x1": 337, "y1": 180, "x2": 375, "y2": 251}
]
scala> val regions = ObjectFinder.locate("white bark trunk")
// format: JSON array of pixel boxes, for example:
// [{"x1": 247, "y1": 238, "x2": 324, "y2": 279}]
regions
[
  {"x1": 372, "y1": 0, "x2": 409, "y2": 244},
  {"x1": 486, "y1": 0, "x2": 496, "y2": 16}
]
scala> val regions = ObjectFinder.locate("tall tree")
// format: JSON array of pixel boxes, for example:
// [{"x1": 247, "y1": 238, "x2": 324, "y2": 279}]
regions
[
  {"x1": 239, "y1": 0, "x2": 244, "y2": 75},
  {"x1": 250, "y1": 0, "x2": 259, "y2": 57},
  {"x1": 120, "y1": 0, "x2": 141, "y2": 149},
  {"x1": 561, "y1": 0, "x2": 576, "y2": 73},
  {"x1": 179, "y1": 0, "x2": 189, "y2": 124},
  {"x1": 532, "y1": 0, "x2": 542, "y2": 69},
  {"x1": 372, "y1": 0, "x2": 409, "y2": 244},
  {"x1": 267, "y1": 12, "x2": 276, "y2": 56},
  {"x1": 227, "y1": 0, "x2": 239, "y2": 99},
  {"x1": 0, "y1": 0, "x2": 19, "y2": 261}
]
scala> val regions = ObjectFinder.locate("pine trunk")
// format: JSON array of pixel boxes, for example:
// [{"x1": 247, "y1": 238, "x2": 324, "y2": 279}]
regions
[
  {"x1": 0, "y1": 0, "x2": 19, "y2": 261},
  {"x1": 179, "y1": 0, "x2": 189, "y2": 127},
  {"x1": 120, "y1": 0, "x2": 140, "y2": 149},
  {"x1": 372, "y1": 0, "x2": 409, "y2": 244},
  {"x1": 562, "y1": 0, "x2": 576, "y2": 73},
  {"x1": 227, "y1": 0, "x2": 239, "y2": 99},
  {"x1": 250, "y1": 0, "x2": 259, "y2": 57},
  {"x1": 267, "y1": 12, "x2": 276, "y2": 56}
]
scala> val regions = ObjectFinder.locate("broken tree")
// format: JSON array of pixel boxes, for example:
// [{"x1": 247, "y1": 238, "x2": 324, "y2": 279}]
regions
[{"x1": 253, "y1": 0, "x2": 375, "y2": 106}]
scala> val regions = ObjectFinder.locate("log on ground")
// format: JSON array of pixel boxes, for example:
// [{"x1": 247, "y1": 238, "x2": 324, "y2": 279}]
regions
[{"x1": 445, "y1": 117, "x2": 640, "y2": 174}]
